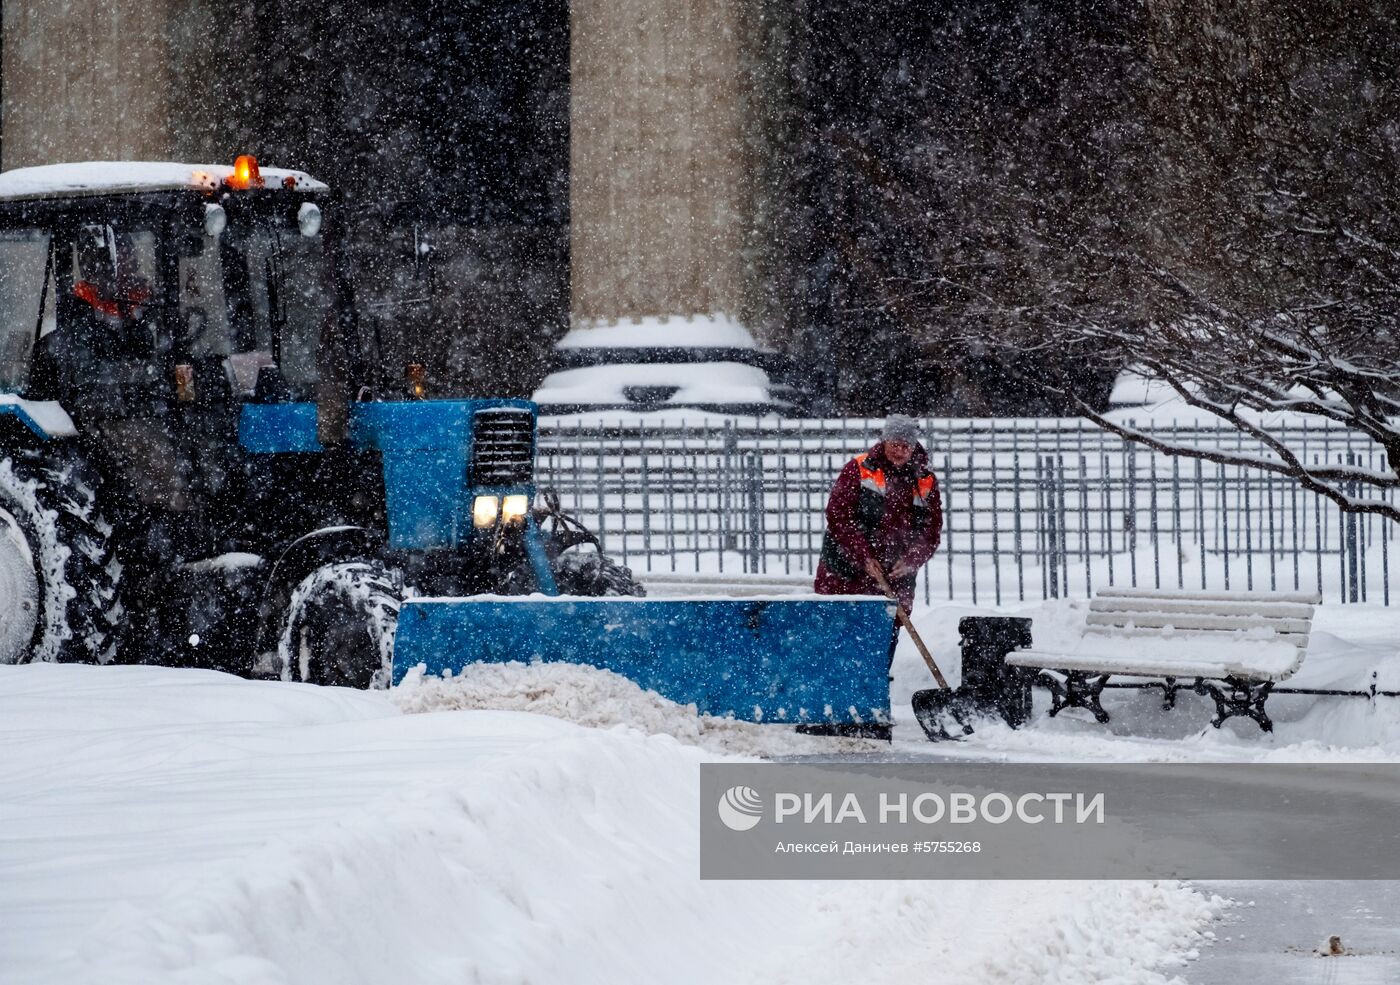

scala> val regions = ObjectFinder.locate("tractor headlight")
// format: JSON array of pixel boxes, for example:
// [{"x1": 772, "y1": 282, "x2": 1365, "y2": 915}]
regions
[
  {"x1": 204, "y1": 203, "x2": 227, "y2": 237},
  {"x1": 472, "y1": 495, "x2": 499, "y2": 528},
  {"x1": 501, "y1": 494, "x2": 529, "y2": 525},
  {"x1": 298, "y1": 202, "x2": 322, "y2": 237}
]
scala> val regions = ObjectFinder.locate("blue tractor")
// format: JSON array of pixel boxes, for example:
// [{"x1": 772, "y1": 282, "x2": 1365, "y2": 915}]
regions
[
  {"x1": 0, "y1": 158, "x2": 895, "y2": 725},
  {"x1": 0, "y1": 157, "x2": 641, "y2": 688}
]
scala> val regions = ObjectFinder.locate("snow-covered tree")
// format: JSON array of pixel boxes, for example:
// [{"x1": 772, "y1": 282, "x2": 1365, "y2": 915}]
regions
[
  {"x1": 1050, "y1": 0, "x2": 1400, "y2": 520},
  {"x1": 862, "y1": 0, "x2": 1400, "y2": 516}
]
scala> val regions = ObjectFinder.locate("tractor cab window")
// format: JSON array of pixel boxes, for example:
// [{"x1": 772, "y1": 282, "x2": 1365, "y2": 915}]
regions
[
  {"x1": 182, "y1": 219, "x2": 331, "y2": 399},
  {"x1": 0, "y1": 229, "x2": 55, "y2": 391},
  {"x1": 28, "y1": 224, "x2": 166, "y2": 414},
  {"x1": 68, "y1": 225, "x2": 161, "y2": 359}
]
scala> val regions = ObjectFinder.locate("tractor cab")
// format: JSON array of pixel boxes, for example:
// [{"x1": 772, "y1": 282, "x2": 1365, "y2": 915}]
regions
[
  {"x1": 0, "y1": 159, "x2": 365, "y2": 552},
  {"x1": 0, "y1": 158, "x2": 605, "y2": 683},
  {"x1": 0, "y1": 158, "x2": 344, "y2": 426}
]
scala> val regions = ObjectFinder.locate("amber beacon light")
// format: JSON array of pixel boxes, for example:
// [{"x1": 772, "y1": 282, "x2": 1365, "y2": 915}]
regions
[{"x1": 227, "y1": 155, "x2": 264, "y2": 190}]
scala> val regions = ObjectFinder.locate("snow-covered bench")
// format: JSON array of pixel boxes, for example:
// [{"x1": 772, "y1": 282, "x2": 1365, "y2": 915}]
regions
[{"x1": 1008, "y1": 588, "x2": 1322, "y2": 732}]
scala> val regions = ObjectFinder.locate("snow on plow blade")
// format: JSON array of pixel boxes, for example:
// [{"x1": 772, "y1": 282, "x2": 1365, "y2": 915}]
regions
[{"x1": 392, "y1": 596, "x2": 896, "y2": 723}]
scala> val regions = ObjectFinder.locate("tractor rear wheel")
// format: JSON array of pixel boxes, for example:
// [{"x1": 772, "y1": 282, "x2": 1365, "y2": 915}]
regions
[
  {"x1": 279, "y1": 560, "x2": 402, "y2": 689},
  {"x1": 0, "y1": 453, "x2": 121, "y2": 665}
]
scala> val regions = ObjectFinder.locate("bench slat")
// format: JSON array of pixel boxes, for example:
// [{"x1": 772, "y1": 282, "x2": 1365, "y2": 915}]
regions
[
  {"x1": 1081, "y1": 625, "x2": 1309, "y2": 649},
  {"x1": 1088, "y1": 597, "x2": 1317, "y2": 621},
  {"x1": 1009, "y1": 649, "x2": 1303, "y2": 682},
  {"x1": 1093, "y1": 587, "x2": 1322, "y2": 605},
  {"x1": 1083, "y1": 612, "x2": 1314, "y2": 635}
]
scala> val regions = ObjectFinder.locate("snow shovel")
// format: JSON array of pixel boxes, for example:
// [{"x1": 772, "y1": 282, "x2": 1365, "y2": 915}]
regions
[{"x1": 870, "y1": 568, "x2": 975, "y2": 741}]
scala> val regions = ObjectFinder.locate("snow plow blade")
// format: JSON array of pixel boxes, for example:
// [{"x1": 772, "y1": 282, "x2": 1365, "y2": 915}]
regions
[{"x1": 392, "y1": 596, "x2": 895, "y2": 724}]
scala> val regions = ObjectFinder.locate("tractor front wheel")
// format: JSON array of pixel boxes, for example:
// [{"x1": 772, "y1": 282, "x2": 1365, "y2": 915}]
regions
[{"x1": 278, "y1": 560, "x2": 402, "y2": 689}]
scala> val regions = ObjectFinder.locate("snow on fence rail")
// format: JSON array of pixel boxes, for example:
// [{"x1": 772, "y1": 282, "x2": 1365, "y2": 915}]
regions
[{"x1": 536, "y1": 416, "x2": 1399, "y2": 607}]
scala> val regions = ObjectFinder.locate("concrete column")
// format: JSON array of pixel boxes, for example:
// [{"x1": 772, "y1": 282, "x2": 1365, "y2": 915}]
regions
[
  {"x1": 3, "y1": 0, "x2": 173, "y2": 167},
  {"x1": 570, "y1": 0, "x2": 744, "y2": 326}
]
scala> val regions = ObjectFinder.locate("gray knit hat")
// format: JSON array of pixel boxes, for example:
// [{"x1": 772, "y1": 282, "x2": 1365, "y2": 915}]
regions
[{"x1": 882, "y1": 413, "x2": 920, "y2": 445}]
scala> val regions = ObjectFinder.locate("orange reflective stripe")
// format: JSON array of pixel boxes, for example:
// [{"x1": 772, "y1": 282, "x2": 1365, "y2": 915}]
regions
[
  {"x1": 854, "y1": 453, "x2": 887, "y2": 496},
  {"x1": 853, "y1": 453, "x2": 935, "y2": 505},
  {"x1": 913, "y1": 475, "x2": 935, "y2": 506}
]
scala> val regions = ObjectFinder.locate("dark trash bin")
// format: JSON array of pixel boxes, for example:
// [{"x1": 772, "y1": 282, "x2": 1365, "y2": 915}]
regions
[
  {"x1": 911, "y1": 616, "x2": 1035, "y2": 740},
  {"x1": 957, "y1": 616, "x2": 1034, "y2": 727}
]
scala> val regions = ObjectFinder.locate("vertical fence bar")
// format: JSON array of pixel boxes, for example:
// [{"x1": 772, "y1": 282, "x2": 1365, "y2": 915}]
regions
[
  {"x1": 1346, "y1": 455, "x2": 1359, "y2": 603},
  {"x1": 1243, "y1": 466, "x2": 1253, "y2": 591},
  {"x1": 945, "y1": 451, "x2": 954, "y2": 600},
  {"x1": 1384, "y1": 466, "x2": 1391, "y2": 607},
  {"x1": 969, "y1": 422, "x2": 979, "y2": 605},
  {"x1": 1337, "y1": 456, "x2": 1349, "y2": 603},
  {"x1": 1014, "y1": 451, "x2": 1026, "y2": 602},
  {"x1": 1127, "y1": 444, "x2": 1138, "y2": 588},
  {"x1": 639, "y1": 423, "x2": 652, "y2": 571},
  {"x1": 1149, "y1": 455, "x2": 1161, "y2": 589},
  {"x1": 692, "y1": 424, "x2": 704, "y2": 572},
  {"x1": 1291, "y1": 474, "x2": 1300, "y2": 592},
  {"x1": 714, "y1": 423, "x2": 726, "y2": 574},
  {"x1": 1266, "y1": 477, "x2": 1276, "y2": 592},
  {"x1": 1052, "y1": 453, "x2": 1064, "y2": 593},
  {"x1": 595, "y1": 426, "x2": 608, "y2": 554},
  {"x1": 1314, "y1": 457, "x2": 1324, "y2": 598},
  {"x1": 1171, "y1": 448, "x2": 1183, "y2": 589},
  {"x1": 1196, "y1": 459, "x2": 1206, "y2": 590},
  {"x1": 1037, "y1": 457, "x2": 1048, "y2": 599},
  {"x1": 745, "y1": 452, "x2": 763, "y2": 574},
  {"x1": 1080, "y1": 453, "x2": 1092, "y2": 597},
  {"x1": 991, "y1": 450, "x2": 1003, "y2": 606},
  {"x1": 1103, "y1": 452, "x2": 1115, "y2": 587},
  {"x1": 1221, "y1": 463, "x2": 1231, "y2": 591}
]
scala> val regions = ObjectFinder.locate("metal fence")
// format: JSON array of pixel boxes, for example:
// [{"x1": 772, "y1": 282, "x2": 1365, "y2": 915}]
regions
[{"x1": 536, "y1": 417, "x2": 1399, "y2": 606}]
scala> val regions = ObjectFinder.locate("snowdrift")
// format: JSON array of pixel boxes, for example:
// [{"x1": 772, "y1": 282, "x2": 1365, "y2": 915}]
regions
[{"x1": 1, "y1": 664, "x2": 1220, "y2": 984}]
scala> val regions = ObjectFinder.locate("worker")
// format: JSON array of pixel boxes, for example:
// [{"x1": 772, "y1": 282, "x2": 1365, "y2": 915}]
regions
[
  {"x1": 814, "y1": 412, "x2": 942, "y2": 640},
  {"x1": 71, "y1": 228, "x2": 156, "y2": 359}
]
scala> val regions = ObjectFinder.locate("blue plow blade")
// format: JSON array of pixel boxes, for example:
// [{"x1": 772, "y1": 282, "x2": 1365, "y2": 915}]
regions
[{"x1": 392, "y1": 596, "x2": 896, "y2": 724}]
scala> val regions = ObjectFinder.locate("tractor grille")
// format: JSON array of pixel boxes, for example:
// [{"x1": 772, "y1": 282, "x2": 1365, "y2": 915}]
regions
[{"x1": 470, "y1": 409, "x2": 535, "y2": 485}]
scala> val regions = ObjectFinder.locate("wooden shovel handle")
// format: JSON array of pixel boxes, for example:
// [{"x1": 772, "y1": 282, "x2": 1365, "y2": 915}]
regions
[{"x1": 871, "y1": 567, "x2": 950, "y2": 690}]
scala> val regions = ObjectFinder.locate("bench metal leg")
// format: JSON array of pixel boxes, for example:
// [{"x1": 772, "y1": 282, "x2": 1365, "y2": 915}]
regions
[
  {"x1": 1038, "y1": 670, "x2": 1112, "y2": 724},
  {"x1": 1197, "y1": 678, "x2": 1276, "y2": 732},
  {"x1": 1148, "y1": 676, "x2": 1190, "y2": 711}
]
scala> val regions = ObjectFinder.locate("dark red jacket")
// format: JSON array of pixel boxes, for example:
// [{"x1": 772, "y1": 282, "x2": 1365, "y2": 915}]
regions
[{"x1": 813, "y1": 441, "x2": 942, "y2": 610}]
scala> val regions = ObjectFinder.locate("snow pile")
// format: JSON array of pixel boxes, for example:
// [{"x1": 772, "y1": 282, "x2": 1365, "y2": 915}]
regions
[
  {"x1": 970, "y1": 882, "x2": 1224, "y2": 983},
  {"x1": 392, "y1": 659, "x2": 886, "y2": 757},
  {"x1": 1, "y1": 664, "x2": 1221, "y2": 985}
]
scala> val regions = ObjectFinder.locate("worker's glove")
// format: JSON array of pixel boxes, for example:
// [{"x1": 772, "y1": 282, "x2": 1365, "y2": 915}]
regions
[
  {"x1": 888, "y1": 560, "x2": 917, "y2": 580},
  {"x1": 864, "y1": 558, "x2": 886, "y2": 582}
]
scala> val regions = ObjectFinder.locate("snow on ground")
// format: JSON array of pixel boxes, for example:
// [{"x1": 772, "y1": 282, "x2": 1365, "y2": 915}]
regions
[
  {"x1": 9, "y1": 571, "x2": 1393, "y2": 982},
  {"x1": 0, "y1": 663, "x2": 1222, "y2": 985}
]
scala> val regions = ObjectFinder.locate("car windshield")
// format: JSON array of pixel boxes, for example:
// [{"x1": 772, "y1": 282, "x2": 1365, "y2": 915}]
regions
[{"x1": 180, "y1": 217, "x2": 332, "y2": 395}]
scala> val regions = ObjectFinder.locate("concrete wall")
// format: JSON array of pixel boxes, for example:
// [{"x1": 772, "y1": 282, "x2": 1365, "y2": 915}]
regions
[
  {"x1": 2, "y1": 0, "x2": 173, "y2": 167},
  {"x1": 570, "y1": 0, "x2": 745, "y2": 325}
]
